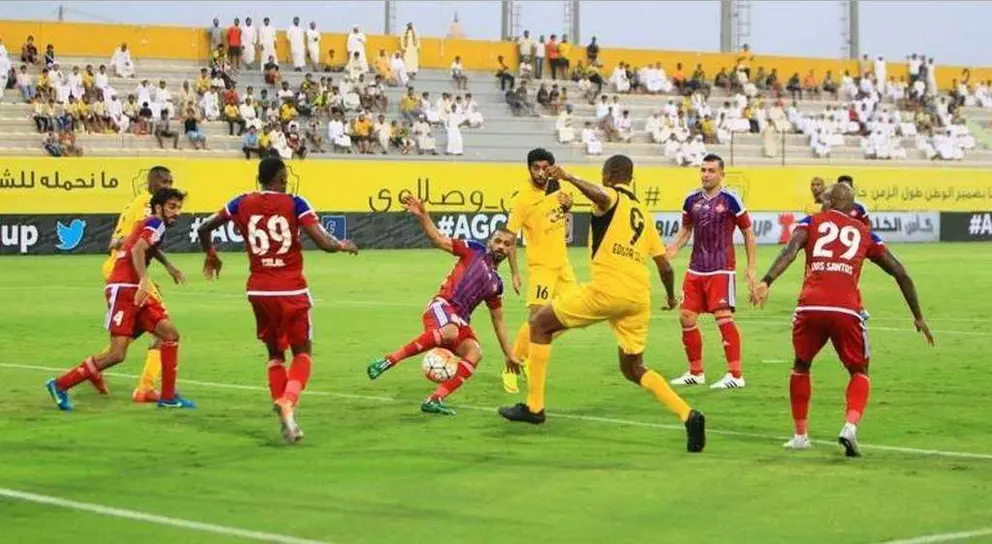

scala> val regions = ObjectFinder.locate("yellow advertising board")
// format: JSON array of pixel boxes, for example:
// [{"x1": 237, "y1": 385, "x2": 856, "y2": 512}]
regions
[{"x1": 1, "y1": 158, "x2": 991, "y2": 214}]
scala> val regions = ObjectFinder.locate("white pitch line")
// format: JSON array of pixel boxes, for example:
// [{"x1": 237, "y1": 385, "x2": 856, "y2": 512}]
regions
[
  {"x1": 4, "y1": 363, "x2": 991, "y2": 461},
  {"x1": 878, "y1": 527, "x2": 992, "y2": 544},
  {"x1": 0, "y1": 488, "x2": 331, "y2": 544}
]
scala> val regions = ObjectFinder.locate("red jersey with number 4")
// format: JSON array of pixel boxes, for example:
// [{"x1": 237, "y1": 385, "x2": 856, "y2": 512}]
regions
[
  {"x1": 796, "y1": 210, "x2": 885, "y2": 315},
  {"x1": 219, "y1": 191, "x2": 318, "y2": 294},
  {"x1": 107, "y1": 216, "x2": 166, "y2": 285}
]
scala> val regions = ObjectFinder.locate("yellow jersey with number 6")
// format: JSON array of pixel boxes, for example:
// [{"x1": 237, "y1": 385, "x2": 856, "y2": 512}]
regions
[
  {"x1": 588, "y1": 186, "x2": 665, "y2": 297},
  {"x1": 101, "y1": 194, "x2": 151, "y2": 280}
]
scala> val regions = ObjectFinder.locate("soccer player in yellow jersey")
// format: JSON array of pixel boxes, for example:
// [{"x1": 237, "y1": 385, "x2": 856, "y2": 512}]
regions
[
  {"x1": 98, "y1": 166, "x2": 186, "y2": 402},
  {"x1": 499, "y1": 155, "x2": 706, "y2": 453},
  {"x1": 501, "y1": 148, "x2": 579, "y2": 393},
  {"x1": 804, "y1": 176, "x2": 826, "y2": 215}
]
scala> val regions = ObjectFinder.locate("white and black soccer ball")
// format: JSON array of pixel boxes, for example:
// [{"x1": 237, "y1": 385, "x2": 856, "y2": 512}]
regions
[{"x1": 421, "y1": 348, "x2": 457, "y2": 383}]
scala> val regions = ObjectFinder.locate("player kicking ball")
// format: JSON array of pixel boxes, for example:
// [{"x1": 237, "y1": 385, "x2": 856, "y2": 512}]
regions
[
  {"x1": 46, "y1": 188, "x2": 195, "y2": 411},
  {"x1": 196, "y1": 157, "x2": 358, "y2": 444},
  {"x1": 367, "y1": 195, "x2": 520, "y2": 416},
  {"x1": 498, "y1": 156, "x2": 706, "y2": 453},
  {"x1": 751, "y1": 183, "x2": 934, "y2": 457}
]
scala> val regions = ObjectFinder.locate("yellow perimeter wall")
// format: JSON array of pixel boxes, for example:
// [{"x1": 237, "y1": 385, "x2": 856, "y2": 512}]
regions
[
  {"x1": 1, "y1": 158, "x2": 990, "y2": 215},
  {"x1": 0, "y1": 19, "x2": 988, "y2": 90}
]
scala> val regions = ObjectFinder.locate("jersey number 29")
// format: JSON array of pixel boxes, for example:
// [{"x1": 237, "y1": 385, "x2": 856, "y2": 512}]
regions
[
  {"x1": 812, "y1": 221, "x2": 861, "y2": 260},
  {"x1": 247, "y1": 215, "x2": 291, "y2": 256}
]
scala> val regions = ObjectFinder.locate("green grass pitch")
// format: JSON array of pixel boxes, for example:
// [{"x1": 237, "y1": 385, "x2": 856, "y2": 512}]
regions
[{"x1": 1, "y1": 244, "x2": 991, "y2": 544}]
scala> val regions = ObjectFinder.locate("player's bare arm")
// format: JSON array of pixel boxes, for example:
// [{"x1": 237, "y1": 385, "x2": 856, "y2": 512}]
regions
[
  {"x1": 506, "y1": 236, "x2": 522, "y2": 295},
  {"x1": 666, "y1": 225, "x2": 692, "y2": 260},
  {"x1": 401, "y1": 195, "x2": 454, "y2": 254},
  {"x1": 869, "y1": 249, "x2": 934, "y2": 345},
  {"x1": 131, "y1": 237, "x2": 153, "y2": 307},
  {"x1": 147, "y1": 246, "x2": 186, "y2": 285},
  {"x1": 751, "y1": 228, "x2": 809, "y2": 307},
  {"x1": 742, "y1": 227, "x2": 759, "y2": 291},
  {"x1": 545, "y1": 165, "x2": 612, "y2": 212},
  {"x1": 653, "y1": 255, "x2": 678, "y2": 310},
  {"x1": 301, "y1": 223, "x2": 359, "y2": 254},
  {"x1": 489, "y1": 306, "x2": 522, "y2": 374},
  {"x1": 196, "y1": 212, "x2": 229, "y2": 280}
]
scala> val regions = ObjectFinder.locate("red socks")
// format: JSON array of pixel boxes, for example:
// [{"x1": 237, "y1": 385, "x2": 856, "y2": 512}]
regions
[
  {"x1": 431, "y1": 358, "x2": 476, "y2": 400},
  {"x1": 681, "y1": 326, "x2": 704, "y2": 375},
  {"x1": 282, "y1": 353, "x2": 312, "y2": 406},
  {"x1": 159, "y1": 341, "x2": 178, "y2": 401},
  {"x1": 55, "y1": 357, "x2": 99, "y2": 391},
  {"x1": 845, "y1": 373, "x2": 871, "y2": 425},
  {"x1": 789, "y1": 371, "x2": 811, "y2": 435},
  {"x1": 267, "y1": 359, "x2": 288, "y2": 401},
  {"x1": 717, "y1": 317, "x2": 742, "y2": 378},
  {"x1": 388, "y1": 330, "x2": 443, "y2": 365}
]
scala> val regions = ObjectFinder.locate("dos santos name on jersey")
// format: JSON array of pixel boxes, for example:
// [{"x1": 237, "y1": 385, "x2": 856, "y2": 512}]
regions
[{"x1": 810, "y1": 261, "x2": 854, "y2": 275}]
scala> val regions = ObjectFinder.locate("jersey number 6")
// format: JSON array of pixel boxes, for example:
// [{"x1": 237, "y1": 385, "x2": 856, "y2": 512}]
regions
[
  {"x1": 629, "y1": 207, "x2": 645, "y2": 245},
  {"x1": 247, "y1": 214, "x2": 292, "y2": 256}
]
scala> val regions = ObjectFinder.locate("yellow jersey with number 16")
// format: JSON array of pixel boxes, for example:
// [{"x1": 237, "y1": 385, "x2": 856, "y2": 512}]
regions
[
  {"x1": 101, "y1": 193, "x2": 152, "y2": 280},
  {"x1": 588, "y1": 186, "x2": 665, "y2": 297},
  {"x1": 506, "y1": 179, "x2": 570, "y2": 270}
]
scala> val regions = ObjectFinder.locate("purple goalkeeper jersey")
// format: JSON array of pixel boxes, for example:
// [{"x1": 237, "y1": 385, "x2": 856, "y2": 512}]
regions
[
  {"x1": 434, "y1": 239, "x2": 504, "y2": 323},
  {"x1": 682, "y1": 189, "x2": 752, "y2": 274}
]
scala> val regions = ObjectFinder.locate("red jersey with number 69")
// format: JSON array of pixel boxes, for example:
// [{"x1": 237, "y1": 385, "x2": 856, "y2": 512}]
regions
[
  {"x1": 219, "y1": 191, "x2": 318, "y2": 294},
  {"x1": 795, "y1": 210, "x2": 885, "y2": 315},
  {"x1": 107, "y1": 216, "x2": 166, "y2": 285}
]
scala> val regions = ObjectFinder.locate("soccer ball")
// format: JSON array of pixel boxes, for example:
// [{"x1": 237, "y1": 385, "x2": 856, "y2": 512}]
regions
[{"x1": 421, "y1": 348, "x2": 457, "y2": 383}]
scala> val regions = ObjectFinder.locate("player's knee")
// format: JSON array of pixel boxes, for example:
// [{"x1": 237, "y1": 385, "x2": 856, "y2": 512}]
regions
[
  {"x1": 846, "y1": 362, "x2": 869, "y2": 376},
  {"x1": 156, "y1": 322, "x2": 180, "y2": 343},
  {"x1": 679, "y1": 310, "x2": 697, "y2": 328},
  {"x1": 106, "y1": 347, "x2": 127, "y2": 365},
  {"x1": 438, "y1": 325, "x2": 459, "y2": 346},
  {"x1": 792, "y1": 359, "x2": 812, "y2": 373}
]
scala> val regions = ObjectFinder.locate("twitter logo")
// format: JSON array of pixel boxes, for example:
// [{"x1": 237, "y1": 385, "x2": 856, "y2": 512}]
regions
[{"x1": 56, "y1": 219, "x2": 87, "y2": 251}]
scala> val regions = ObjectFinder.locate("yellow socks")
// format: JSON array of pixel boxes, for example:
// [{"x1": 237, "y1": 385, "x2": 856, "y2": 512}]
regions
[
  {"x1": 512, "y1": 323, "x2": 530, "y2": 362},
  {"x1": 640, "y1": 370, "x2": 692, "y2": 422},
  {"x1": 137, "y1": 348, "x2": 162, "y2": 392},
  {"x1": 525, "y1": 343, "x2": 551, "y2": 413}
]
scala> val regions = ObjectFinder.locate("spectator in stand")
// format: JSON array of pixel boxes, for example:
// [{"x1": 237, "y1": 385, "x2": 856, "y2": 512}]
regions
[
  {"x1": 533, "y1": 35, "x2": 546, "y2": 80},
  {"x1": 786, "y1": 72, "x2": 802, "y2": 101},
  {"x1": 451, "y1": 56, "x2": 468, "y2": 90},
  {"x1": 43, "y1": 130, "x2": 62, "y2": 156},
  {"x1": 821, "y1": 70, "x2": 837, "y2": 98},
  {"x1": 714, "y1": 67, "x2": 731, "y2": 95},
  {"x1": 287, "y1": 17, "x2": 306, "y2": 72},
  {"x1": 587, "y1": 62, "x2": 604, "y2": 94},
  {"x1": 495, "y1": 55, "x2": 515, "y2": 91},
  {"x1": 59, "y1": 128, "x2": 83, "y2": 156},
  {"x1": 0, "y1": 54, "x2": 10, "y2": 103},
  {"x1": 324, "y1": 49, "x2": 345, "y2": 72},
  {"x1": 327, "y1": 112, "x2": 352, "y2": 152},
  {"x1": 209, "y1": 18, "x2": 223, "y2": 50},
  {"x1": 412, "y1": 115, "x2": 437, "y2": 154},
  {"x1": 802, "y1": 70, "x2": 820, "y2": 99},
  {"x1": 259, "y1": 18, "x2": 277, "y2": 72},
  {"x1": 402, "y1": 22, "x2": 421, "y2": 79},
  {"x1": 184, "y1": 109, "x2": 206, "y2": 149},
  {"x1": 390, "y1": 51, "x2": 409, "y2": 86},
  {"x1": 21, "y1": 36, "x2": 38, "y2": 65},
  {"x1": 242, "y1": 125, "x2": 260, "y2": 159},
  {"x1": 581, "y1": 121, "x2": 602, "y2": 155},
  {"x1": 257, "y1": 124, "x2": 274, "y2": 156},
  {"x1": 110, "y1": 43, "x2": 135, "y2": 78},
  {"x1": 517, "y1": 30, "x2": 534, "y2": 64},
  {"x1": 586, "y1": 37, "x2": 600, "y2": 67},
  {"x1": 509, "y1": 82, "x2": 538, "y2": 117},
  {"x1": 536, "y1": 83, "x2": 550, "y2": 108},
  {"x1": 305, "y1": 119, "x2": 325, "y2": 153},
  {"x1": 287, "y1": 123, "x2": 307, "y2": 158},
  {"x1": 122, "y1": 94, "x2": 138, "y2": 130},
  {"x1": 31, "y1": 95, "x2": 51, "y2": 132},
  {"x1": 241, "y1": 17, "x2": 258, "y2": 69},
  {"x1": 36, "y1": 68, "x2": 52, "y2": 102},
  {"x1": 548, "y1": 84, "x2": 562, "y2": 115},
  {"x1": 154, "y1": 109, "x2": 179, "y2": 149},
  {"x1": 558, "y1": 35, "x2": 572, "y2": 76},
  {"x1": 137, "y1": 101, "x2": 153, "y2": 135},
  {"x1": 264, "y1": 56, "x2": 281, "y2": 86},
  {"x1": 374, "y1": 49, "x2": 392, "y2": 82},
  {"x1": 44, "y1": 44, "x2": 56, "y2": 68},
  {"x1": 224, "y1": 99, "x2": 245, "y2": 135},
  {"x1": 555, "y1": 103, "x2": 574, "y2": 143},
  {"x1": 305, "y1": 22, "x2": 321, "y2": 72},
  {"x1": 546, "y1": 35, "x2": 561, "y2": 80},
  {"x1": 346, "y1": 25, "x2": 369, "y2": 72},
  {"x1": 672, "y1": 63, "x2": 686, "y2": 94},
  {"x1": 0, "y1": 37, "x2": 7, "y2": 60},
  {"x1": 227, "y1": 18, "x2": 242, "y2": 71}
]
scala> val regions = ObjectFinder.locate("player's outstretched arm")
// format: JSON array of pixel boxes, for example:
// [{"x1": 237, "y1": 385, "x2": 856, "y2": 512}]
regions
[
  {"x1": 869, "y1": 249, "x2": 934, "y2": 345},
  {"x1": 301, "y1": 223, "x2": 359, "y2": 254},
  {"x1": 196, "y1": 212, "x2": 229, "y2": 280},
  {"x1": 489, "y1": 306, "x2": 522, "y2": 374},
  {"x1": 751, "y1": 228, "x2": 808, "y2": 307},
  {"x1": 545, "y1": 165, "x2": 612, "y2": 212},
  {"x1": 401, "y1": 195, "x2": 454, "y2": 254},
  {"x1": 666, "y1": 224, "x2": 692, "y2": 260},
  {"x1": 653, "y1": 255, "x2": 678, "y2": 310},
  {"x1": 148, "y1": 246, "x2": 186, "y2": 285},
  {"x1": 506, "y1": 235, "x2": 522, "y2": 294},
  {"x1": 742, "y1": 227, "x2": 758, "y2": 290}
]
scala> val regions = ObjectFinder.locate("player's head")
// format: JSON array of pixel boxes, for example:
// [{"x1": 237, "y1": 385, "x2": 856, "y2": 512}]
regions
[
  {"x1": 821, "y1": 183, "x2": 855, "y2": 213},
  {"x1": 258, "y1": 157, "x2": 288, "y2": 192},
  {"x1": 699, "y1": 154, "x2": 725, "y2": 190},
  {"x1": 526, "y1": 147, "x2": 555, "y2": 188},
  {"x1": 149, "y1": 187, "x2": 186, "y2": 226},
  {"x1": 487, "y1": 228, "x2": 514, "y2": 264},
  {"x1": 146, "y1": 166, "x2": 173, "y2": 194},
  {"x1": 837, "y1": 175, "x2": 854, "y2": 188},
  {"x1": 810, "y1": 176, "x2": 825, "y2": 202},
  {"x1": 601, "y1": 154, "x2": 633, "y2": 187}
]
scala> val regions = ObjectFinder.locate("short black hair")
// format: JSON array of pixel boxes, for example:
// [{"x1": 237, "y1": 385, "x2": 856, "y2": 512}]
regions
[
  {"x1": 258, "y1": 157, "x2": 286, "y2": 186},
  {"x1": 150, "y1": 187, "x2": 186, "y2": 209},
  {"x1": 148, "y1": 165, "x2": 170, "y2": 178},
  {"x1": 603, "y1": 154, "x2": 634, "y2": 183},
  {"x1": 837, "y1": 175, "x2": 854, "y2": 187},
  {"x1": 527, "y1": 148, "x2": 555, "y2": 167},
  {"x1": 702, "y1": 153, "x2": 725, "y2": 170}
]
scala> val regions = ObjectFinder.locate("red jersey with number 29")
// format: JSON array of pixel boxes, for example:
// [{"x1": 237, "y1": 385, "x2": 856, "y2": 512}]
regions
[
  {"x1": 795, "y1": 210, "x2": 886, "y2": 315},
  {"x1": 219, "y1": 191, "x2": 318, "y2": 294}
]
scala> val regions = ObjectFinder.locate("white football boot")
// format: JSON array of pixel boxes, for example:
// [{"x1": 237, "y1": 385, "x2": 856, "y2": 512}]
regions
[
  {"x1": 783, "y1": 434, "x2": 812, "y2": 450},
  {"x1": 709, "y1": 373, "x2": 746, "y2": 389},
  {"x1": 670, "y1": 371, "x2": 706, "y2": 386},
  {"x1": 838, "y1": 423, "x2": 862, "y2": 457}
]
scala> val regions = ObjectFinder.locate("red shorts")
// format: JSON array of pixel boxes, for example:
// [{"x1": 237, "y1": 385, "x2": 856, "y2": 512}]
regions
[
  {"x1": 248, "y1": 293, "x2": 313, "y2": 351},
  {"x1": 681, "y1": 271, "x2": 736, "y2": 314},
  {"x1": 422, "y1": 298, "x2": 478, "y2": 347},
  {"x1": 104, "y1": 285, "x2": 168, "y2": 338},
  {"x1": 792, "y1": 309, "x2": 870, "y2": 369}
]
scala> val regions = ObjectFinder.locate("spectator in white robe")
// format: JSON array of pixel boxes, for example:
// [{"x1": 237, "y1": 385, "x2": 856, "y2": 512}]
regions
[
  {"x1": 110, "y1": 43, "x2": 135, "y2": 78},
  {"x1": 402, "y1": 23, "x2": 420, "y2": 78},
  {"x1": 595, "y1": 95, "x2": 610, "y2": 120},
  {"x1": 887, "y1": 78, "x2": 905, "y2": 102},
  {"x1": 241, "y1": 17, "x2": 258, "y2": 68},
  {"x1": 389, "y1": 53, "x2": 409, "y2": 87},
  {"x1": 811, "y1": 127, "x2": 831, "y2": 157},
  {"x1": 259, "y1": 18, "x2": 277, "y2": 72},
  {"x1": 435, "y1": 93, "x2": 454, "y2": 124},
  {"x1": 676, "y1": 135, "x2": 707, "y2": 167},
  {"x1": 419, "y1": 92, "x2": 440, "y2": 124},
  {"x1": 615, "y1": 109, "x2": 633, "y2": 142},
  {"x1": 200, "y1": 86, "x2": 221, "y2": 120},
  {"x1": 347, "y1": 26, "x2": 368, "y2": 73},
  {"x1": 975, "y1": 81, "x2": 992, "y2": 108},
  {"x1": 925, "y1": 58, "x2": 937, "y2": 96},
  {"x1": 862, "y1": 129, "x2": 889, "y2": 159},
  {"x1": 839, "y1": 71, "x2": 857, "y2": 100},
  {"x1": 413, "y1": 116, "x2": 437, "y2": 154},
  {"x1": 767, "y1": 102, "x2": 790, "y2": 133},
  {"x1": 555, "y1": 105, "x2": 575, "y2": 143},
  {"x1": 269, "y1": 126, "x2": 292, "y2": 159},
  {"x1": 931, "y1": 129, "x2": 961, "y2": 160},
  {"x1": 663, "y1": 134, "x2": 681, "y2": 158},
  {"x1": 134, "y1": 80, "x2": 153, "y2": 109},
  {"x1": 445, "y1": 105, "x2": 464, "y2": 155},
  {"x1": 463, "y1": 93, "x2": 484, "y2": 128},
  {"x1": 874, "y1": 56, "x2": 887, "y2": 94},
  {"x1": 611, "y1": 63, "x2": 631, "y2": 93},
  {"x1": 581, "y1": 122, "x2": 603, "y2": 155},
  {"x1": 94, "y1": 65, "x2": 110, "y2": 93},
  {"x1": 240, "y1": 98, "x2": 261, "y2": 131},
  {"x1": 154, "y1": 80, "x2": 175, "y2": 118},
  {"x1": 107, "y1": 94, "x2": 129, "y2": 133},
  {"x1": 305, "y1": 22, "x2": 321, "y2": 72},
  {"x1": 286, "y1": 18, "x2": 306, "y2": 71},
  {"x1": 67, "y1": 66, "x2": 85, "y2": 100},
  {"x1": 645, "y1": 112, "x2": 665, "y2": 143},
  {"x1": 949, "y1": 122, "x2": 976, "y2": 150},
  {"x1": 327, "y1": 114, "x2": 353, "y2": 152},
  {"x1": 644, "y1": 63, "x2": 673, "y2": 94}
]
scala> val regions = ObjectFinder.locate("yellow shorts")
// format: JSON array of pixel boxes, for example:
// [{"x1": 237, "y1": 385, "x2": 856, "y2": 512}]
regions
[
  {"x1": 552, "y1": 282, "x2": 650, "y2": 355},
  {"x1": 526, "y1": 264, "x2": 580, "y2": 307}
]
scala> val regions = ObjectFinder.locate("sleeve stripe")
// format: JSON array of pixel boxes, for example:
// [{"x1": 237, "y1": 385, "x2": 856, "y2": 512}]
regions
[
  {"x1": 735, "y1": 208, "x2": 748, "y2": 217},
  {"x1": 298, "y1": 209, "x2": 316, "y2": 219},
  {"x1": 223, "y1": 203, "x2": 235, "y2": 217}
]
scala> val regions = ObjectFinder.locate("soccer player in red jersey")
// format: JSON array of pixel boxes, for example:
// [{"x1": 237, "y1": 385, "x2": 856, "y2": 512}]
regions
[
  {"x1": 667, "y1": 154, "x2": 758, "y2": 389},
  {"x1": 751, "y1": 183, "x2": 934, "y2": 457},
  {"x1": 195, "y1": 157, "x2": 358, "y2": 443},
  {"x1": 366, "y1": 194, "x2": 520, "y2": 416},
  {"x1": 46, "y1": 188, "x2": 195, "y2": 411}
]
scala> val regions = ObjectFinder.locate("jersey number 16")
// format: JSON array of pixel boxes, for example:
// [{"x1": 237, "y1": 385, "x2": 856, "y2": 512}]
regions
[{"x1": 248, "y1": 214, "x2": 292, "y2": 256}]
